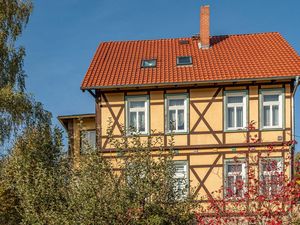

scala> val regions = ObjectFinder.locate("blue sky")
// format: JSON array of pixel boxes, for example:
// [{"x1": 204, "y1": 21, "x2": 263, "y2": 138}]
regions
[{"x1": 20, "y1": 0, "x2": 300, "y2": 150}]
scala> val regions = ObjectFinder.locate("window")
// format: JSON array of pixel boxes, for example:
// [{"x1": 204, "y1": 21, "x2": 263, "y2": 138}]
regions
[
  {"x1": 261, "y1": 89, "x2": 283, "y2": 129},
  {"x1": 260, "y1": 158, "x2": 283, "y2": 197},
  {"x1": 176, "y1": 56, "x2": 192, "y2": 65},
  {"x1": 224, "y1": 91, "x2": 247, "y2": 130},
  {"x1": 178, "y1": 40, "x2": 189, "y2": 45},
  {"x1": 173, "y1": 161, "x2": 189, "y2": 199},
  {"x1": 80, "y1": 130, "x2": 96, "y2": 153},
  {"x1": 141, "y1": 59, "x2": 156, "y2": 68},
  {"x1": 224, "y1": 159, "x2": 247, "y2": 198},
  {"x1": 126, "y1": 96, "x2": 149, "y2": 134},
  {"x1": 166, "y1": 94, "x2": 188, "y2": 133}
]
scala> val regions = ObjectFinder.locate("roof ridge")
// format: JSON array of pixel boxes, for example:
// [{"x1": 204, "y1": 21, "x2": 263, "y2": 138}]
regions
[
  {"x1": 220, "y1": 31, "x2": 280, "y2": 37},
  {"x1": 100, "y1": 32, "x2": 281, "y2": 44}
]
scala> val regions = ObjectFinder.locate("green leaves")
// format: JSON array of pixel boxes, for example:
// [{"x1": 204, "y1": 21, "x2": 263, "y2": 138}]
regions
[
  {"x1": 0, "y1": 86, "x2": 51, "y2": 144},
  {"x1": 0, "y1": 0, "x2": 33, "y2": 91},
  {"x1": 0, "y1": 124, "x2": 197, "y2": 224},
  {"x1": 0, "y1": 0, "x2": 50, "y2": 146},
  {"x1": 0, "y1": 123, "x2": 65, "y2": 225}
]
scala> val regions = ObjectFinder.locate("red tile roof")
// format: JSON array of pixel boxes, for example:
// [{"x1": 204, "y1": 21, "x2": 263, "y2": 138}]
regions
[{"x1": 81, "y1": 32, "x2": 300, "y2": 90}]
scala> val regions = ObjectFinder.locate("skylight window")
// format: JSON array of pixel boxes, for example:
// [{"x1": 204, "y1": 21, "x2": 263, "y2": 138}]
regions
[
  {"x1": 179, "y1": 40, "x2": 189, "y2": 45},
  {"x1": 141, "y1": 59, "x2": 157, "y2": 68},
  {"x1": 176, "y1": 56, "x2": 192, "y2": 66}
]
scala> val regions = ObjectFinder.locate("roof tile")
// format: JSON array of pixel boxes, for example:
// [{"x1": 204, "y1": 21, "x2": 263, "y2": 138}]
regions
[{"x1": 81, "y1": 32, "x2": 300, "y2": 89}]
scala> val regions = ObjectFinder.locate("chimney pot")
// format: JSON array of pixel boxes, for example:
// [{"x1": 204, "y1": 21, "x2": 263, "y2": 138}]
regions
[{"x1": 200, "y1": 5, "x2": 210, "y2": 49}]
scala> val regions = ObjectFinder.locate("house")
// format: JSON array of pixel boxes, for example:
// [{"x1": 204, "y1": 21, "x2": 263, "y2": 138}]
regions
[{"x1": 58, "y1": 6, "x2": 300, "y2": 204}]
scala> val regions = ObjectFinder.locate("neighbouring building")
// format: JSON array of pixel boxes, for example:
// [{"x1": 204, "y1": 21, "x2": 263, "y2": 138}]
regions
[{"x1": 58, "y1": 6, "x2": 300, "y2": 205}]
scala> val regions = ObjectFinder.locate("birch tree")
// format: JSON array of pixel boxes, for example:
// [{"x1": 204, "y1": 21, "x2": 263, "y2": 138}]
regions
[{"x1": 0, "y1": 0, "x2": 49, "y2": 146}]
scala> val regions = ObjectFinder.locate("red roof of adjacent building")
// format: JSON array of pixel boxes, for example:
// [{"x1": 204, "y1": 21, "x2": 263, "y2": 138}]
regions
[{"x1": 81, "y1": 32, "x2": 300, "y2": 90}]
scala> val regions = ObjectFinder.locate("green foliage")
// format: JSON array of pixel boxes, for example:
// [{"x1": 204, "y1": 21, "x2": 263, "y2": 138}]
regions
[
  {"x1": 0, "y1": 0, "x2": 50, "y2": 145},
  {"x1": 0, "y1": 178, "x2": 22, "y2": 225},
  {"x1": 0, "y1": 0, "x2": 33, "y2": 91},
  {"x1": 64, "y1": 124, "x2": 196, "y2": 224},
  {"x1": 0, "y1": 123, "x2": 197, "y2": 224},
  {"x1": 0, "y1": 123, "x2": 66, "y2": 225},
  {"x1": 0, "y1": 86, "x2": 51, "y2": 144}
]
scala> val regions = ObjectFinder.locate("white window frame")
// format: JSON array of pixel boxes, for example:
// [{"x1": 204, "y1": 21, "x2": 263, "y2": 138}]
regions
[
  {"x1": 224, "y1": 159, "x2": 247, "y2": 198},
  {"x1": 259, "y1": 157, "x2": 283, "y2": 196},
  {"x1": 165, "y1": 94, "x2": 188, "y2": 133},
  {"x1": 224, "y1": 91, "x2": 248, "y2": 131},
  {"x1": 260, "y1": 89, "x2": 284, "y2": 129},
  {"x1": 126, "y1": 96, "x2": 149, "y2": 135},
  {"x1": 80, "y1": 130, "x2": 96, "y2": 153},
  {"x1": 173, "y1": 161, "x2": 189, "y2": 199}
]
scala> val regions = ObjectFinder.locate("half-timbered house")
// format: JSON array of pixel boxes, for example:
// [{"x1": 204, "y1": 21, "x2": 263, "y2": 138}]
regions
[{"x1": 58, "y1": 6, "x2": 300, "y2": 204}]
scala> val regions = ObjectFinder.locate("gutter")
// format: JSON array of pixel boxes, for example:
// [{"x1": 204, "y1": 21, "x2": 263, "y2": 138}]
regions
[{"x1": 81, "y1": 76, "x2": 298, "y2": 91}]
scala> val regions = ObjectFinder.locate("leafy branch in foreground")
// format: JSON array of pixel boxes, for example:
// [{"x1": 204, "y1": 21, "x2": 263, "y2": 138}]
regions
[
  {"x1": 67, "y1": 121, "x2": 197, "y2": 224},
  {"x1": 0, "y1": 121, "x2": 198, "y2": 225},
  {"x1": 0, "y1": 0, "x2": 50, "y2": 145},
  {"x1": 0, "y1": 123, "x2": 64, "y2": 225}
]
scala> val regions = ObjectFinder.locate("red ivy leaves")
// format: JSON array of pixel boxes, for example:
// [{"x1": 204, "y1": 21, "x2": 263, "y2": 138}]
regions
[{"x1": 194, "y1": 122, "x2": 300, "y2": 224}]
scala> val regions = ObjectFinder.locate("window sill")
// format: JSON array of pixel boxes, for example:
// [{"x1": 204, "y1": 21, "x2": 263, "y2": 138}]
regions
[
  {"x1": 260, "y1": 127, "x2": 284, "y2": 131},
  {"x1": 224, "y1": 196, "x2": 245, "y2": 202},
  {"x1": 224, "y1": 128, "x2": 248, "y2": 133},
  {"x1": 126, "y1": 133, "x2": 150, "y2": 137},
  {"x1": 165, "y1": 131, "x2": 189, "y2": 135},
  {"x1": 223, "y1": 195, "x2": 246, "y2": 201}
]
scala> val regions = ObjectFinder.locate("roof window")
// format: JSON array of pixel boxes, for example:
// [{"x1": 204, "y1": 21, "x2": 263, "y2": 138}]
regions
[
  {"x1": 141, "y1": 59, "x2": 157, "y2": 68},
  {"x1": 176, "y1": 56, "x2": 192, "y2": 66},
  {"x1": 179, "y1": 40, "x2": 190, "y2": 45}
]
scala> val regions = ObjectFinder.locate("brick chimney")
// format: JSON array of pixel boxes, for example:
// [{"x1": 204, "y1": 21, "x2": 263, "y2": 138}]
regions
[{"x1": 200, "y1": 5, "x2": 210, "y2": 49}]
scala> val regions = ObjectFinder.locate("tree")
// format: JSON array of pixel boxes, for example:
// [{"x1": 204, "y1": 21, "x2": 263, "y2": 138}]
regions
[
  {"x1": 0, "y1": 122, "x2": 198, "y2": 224},
  {"x1": 0, "y1": 122, "x2": 65, "y2": 225},
  {"x1": 0, "y1": 0, "x2": 49, "y2": 146},
  {"x1": 64, "y1": 124, "x2": 197, "y2": 224}
]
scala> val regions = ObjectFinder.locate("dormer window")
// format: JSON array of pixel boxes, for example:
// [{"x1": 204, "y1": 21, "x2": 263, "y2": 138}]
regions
[
  {"x1": 141, "y1": 59, "x2": 157, "y2": 68},
  {"x1": 176, "y1": 56, "x2": 192, "y2": 66}
]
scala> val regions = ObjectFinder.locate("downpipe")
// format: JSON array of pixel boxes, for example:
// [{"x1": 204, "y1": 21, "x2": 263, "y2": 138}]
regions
[{"x1": 291, "y1": 76, "x2": 299, "y2": 180}]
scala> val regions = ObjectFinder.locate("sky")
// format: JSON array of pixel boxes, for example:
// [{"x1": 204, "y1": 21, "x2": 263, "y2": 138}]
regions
[{"x1": 19, "y1": 0, "x2": 300, "y2": 150}]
